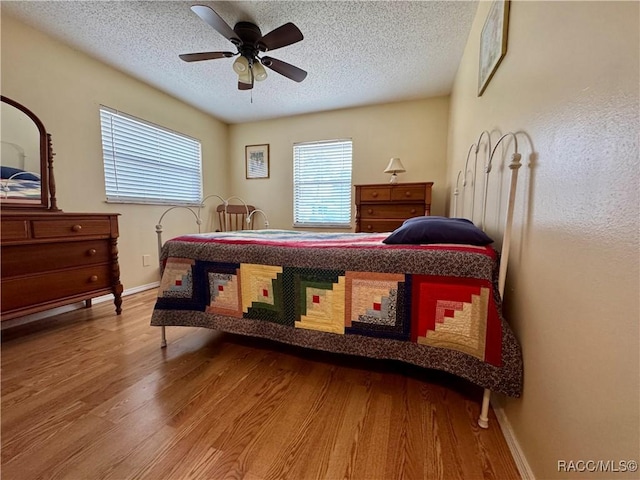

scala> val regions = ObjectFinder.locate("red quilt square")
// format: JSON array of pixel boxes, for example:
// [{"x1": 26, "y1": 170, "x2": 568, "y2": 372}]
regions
[{"x1": 411, "y1": 275, "x2": 501, "y2": 366}]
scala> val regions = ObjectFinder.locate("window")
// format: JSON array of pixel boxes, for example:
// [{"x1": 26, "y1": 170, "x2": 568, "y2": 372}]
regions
[
  {"x1": 99, "y1": 106, "x2": 202, "y2": 205},
  {"x1": 293, "y1": 139, "x2": 353, "y2": 228}
]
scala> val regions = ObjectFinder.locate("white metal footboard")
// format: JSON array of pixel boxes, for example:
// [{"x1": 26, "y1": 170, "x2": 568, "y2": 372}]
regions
[{"x1": 155, "y1": 195, "x2": 269, "y2": 347}]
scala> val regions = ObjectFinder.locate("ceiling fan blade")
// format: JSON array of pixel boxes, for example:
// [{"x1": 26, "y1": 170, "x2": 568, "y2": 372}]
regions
[
  {"x1": 238, "y1": 80, "x2": 254, "y2": 90},
  {"x1": 261, "y1": 56, "x2": 307, "y2": 82},
  {"x1": 258, "y1": 23, "x2": 303, "y2": 52},
  {"x1": 179, "y1": 51, "x2": 235, "y2": 62},
  {"x1": 191, "y1": 5, "x2": 241, "y2": 45}
]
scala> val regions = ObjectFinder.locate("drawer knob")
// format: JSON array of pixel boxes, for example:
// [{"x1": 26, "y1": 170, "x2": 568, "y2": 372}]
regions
[
  {"x1": 366, "y1": 225, "x2": 372, "y2": 230},
  {"x1": 405, "y1": 191, "x2": 412, "y2": 197},
  {"x1": 89, "y1": 275, "x2": 98, "y2": 283},
  {"x1": 72, "y1": 224, "x2": 82, "y2": 232},
  {"x1": 410, "y1": 209, "x2": 416, "y2": 214},
  {"x1": 372, "y1": 192, "x2": 378, "y2": 198},
  {"x1": 367, "y1": 208, "x2": 373, "y2": 214},
  {"x1": 87, "y1": 248, "x2": 97, "y2": 256}
]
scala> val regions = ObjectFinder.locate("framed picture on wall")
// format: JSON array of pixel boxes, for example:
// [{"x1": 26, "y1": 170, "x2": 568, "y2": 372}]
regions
[
  {"x1": 245, "y1": 144, "x2": 270, "y2": 179},
  {"x1": 478, "y1": 0, "x2": 510, "y2": 96}
]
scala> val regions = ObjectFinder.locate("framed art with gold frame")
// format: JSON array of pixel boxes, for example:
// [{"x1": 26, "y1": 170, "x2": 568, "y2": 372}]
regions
[{"x1": 478, "y1": 0, "x2": 510, "y2": 96}]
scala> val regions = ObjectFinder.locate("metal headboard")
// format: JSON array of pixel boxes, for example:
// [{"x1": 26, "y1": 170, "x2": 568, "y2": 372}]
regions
[
  {"x1": 453, "y1": 131, "x2": 522, "y2": 429},
  {"x1": 1, "y1": 170, "x2": 41, "y2": 198},
  {"x1": 453, "y1": 131, "x2": 522, "y2": 298}
]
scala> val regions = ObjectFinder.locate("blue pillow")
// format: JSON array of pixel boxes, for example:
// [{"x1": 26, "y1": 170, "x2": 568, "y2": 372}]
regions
[
  {"x1": 0, "y1": 166, "x2": 40, "y2": 181},
  {"x1": 402, "y1": 215, "x2": 473, "y2": 225},
  {"x1": 383, "y1": 216, "x2": 493, "y2": 245}
]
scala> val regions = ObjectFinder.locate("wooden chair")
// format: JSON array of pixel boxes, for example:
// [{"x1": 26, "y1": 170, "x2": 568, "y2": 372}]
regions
[{"x1": 216, "y1": 203, "x2": 256, "y2": 231}]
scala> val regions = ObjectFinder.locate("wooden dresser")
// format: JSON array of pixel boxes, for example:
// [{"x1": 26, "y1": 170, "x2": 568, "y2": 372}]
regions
[
  {"x1": 354, "y1": 182, "x2": 433, "y2": 233},
  {"x1": 1, "y1": 212, "x2": 123, "y2": 321}
]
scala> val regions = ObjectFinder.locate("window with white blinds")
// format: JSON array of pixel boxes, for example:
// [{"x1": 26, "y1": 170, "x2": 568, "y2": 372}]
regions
[
  {"x1": 99, "y1": 106, "x2": 202, "y2": 205},
  {"x1": 293, "y1": 139, "x2": 353, "y2": 228}
]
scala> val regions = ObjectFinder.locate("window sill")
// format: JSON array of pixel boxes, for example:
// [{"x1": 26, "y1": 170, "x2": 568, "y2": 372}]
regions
[{"x1": 292, "y1": 223, "x2": 352, "y2": 229}]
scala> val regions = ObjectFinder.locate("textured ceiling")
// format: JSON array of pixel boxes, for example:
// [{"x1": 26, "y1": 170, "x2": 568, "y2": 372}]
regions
[{"x1": 2, "y1": 1, "x2": 478, "y2": 124}]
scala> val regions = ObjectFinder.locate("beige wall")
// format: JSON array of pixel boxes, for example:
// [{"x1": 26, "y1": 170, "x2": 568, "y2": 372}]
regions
[
  {"x1": 228, "y1": 98, "x2": 450, "y2": 229},
  {"x1": 447, "y1": 1, "x2": 639, "y2": 478},
  {"x1": 1, "y1": 15, "x2": 229, "y2": 290}
]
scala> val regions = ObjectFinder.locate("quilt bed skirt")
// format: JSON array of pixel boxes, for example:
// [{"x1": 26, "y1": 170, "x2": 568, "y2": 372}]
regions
[{"x1": 151, "y1": 230, "x2": 523, "y2": 397}]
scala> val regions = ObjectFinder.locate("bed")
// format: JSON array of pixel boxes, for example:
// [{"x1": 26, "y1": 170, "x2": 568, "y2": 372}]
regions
[
  {"x1": 150, "y1": 132, "x2": 524, "y2": 428},
  {"x1": 1, "y1": 167, "x2": 41, "y2": 201}
]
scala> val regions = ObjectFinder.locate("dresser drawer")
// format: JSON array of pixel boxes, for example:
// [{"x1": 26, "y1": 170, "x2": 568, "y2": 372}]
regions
[
  {"x1": 390, "y1": 186, "x2": 427, "y2": 201},
  {"x1": 359, "y1": 186, "x2": 391, "y2": 201},
  {"x1": 32, "y1": 218, "x2": 112, "y2": 239},
  {"x1": 1, "y1": 212, "x2": 122, "y2": 320},
  {"x1": 1, "y1": 265, "x2": 112, "y2": 311},
  {"x1": 355, "y1": 182, "x2": 433, "y2": 233},
  {"x1": 360, "y1": 204, "x2": 424, "y2": 219},
  {"x1": 359, "y1": 220, "x2": 404, "y2": 233},
  {"x1": 1, "y1": 220, "x2": 30, "y2": 242},
  {"x1": 1, "y1": 240, "x2": 110, "y2": 278}
]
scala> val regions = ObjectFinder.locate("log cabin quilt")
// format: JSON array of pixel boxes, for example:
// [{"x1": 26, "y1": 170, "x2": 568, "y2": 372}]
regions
[{"x1": 151, "y1": 230, "x2": 523, "y2": 397}]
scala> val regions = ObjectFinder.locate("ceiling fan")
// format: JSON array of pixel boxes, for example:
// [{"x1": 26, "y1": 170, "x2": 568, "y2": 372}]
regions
[{"x1": 180, "y1": 5, "x2": 307, "y2": 90}]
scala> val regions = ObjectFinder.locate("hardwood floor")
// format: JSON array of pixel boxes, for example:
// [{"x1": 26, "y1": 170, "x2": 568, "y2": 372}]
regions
[{"x1": 1, "y1": 289, "x2": 520, "y2": 480}]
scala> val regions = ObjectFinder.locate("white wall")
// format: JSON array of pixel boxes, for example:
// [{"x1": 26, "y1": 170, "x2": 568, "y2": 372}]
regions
[
  {"x1": 228, "y1": 98, "x2": 450, "y2": 229},
  {"x1": 1, "y1": 15, "x2": 230, "y2": 289},
  {"x1": 447, "y1": 2, "x2": 639, "y2": 478}
]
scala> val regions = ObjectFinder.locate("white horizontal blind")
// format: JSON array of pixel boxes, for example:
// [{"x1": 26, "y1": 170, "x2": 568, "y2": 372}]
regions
[
  {"x1": 100, "y1": 107, "x2": 202, "y2": 205},
  {"x1": 293, "y1": 139, "x2": 352, "y2": 227}
]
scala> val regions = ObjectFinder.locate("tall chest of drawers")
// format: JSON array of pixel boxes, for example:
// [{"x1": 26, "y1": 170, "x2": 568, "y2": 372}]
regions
[
  {"x1": 354, "y1": 182, "x2": 433, "y2": 233},
  {"x1": 1, "y1": 212, "x2": 123, "y2": 321}
]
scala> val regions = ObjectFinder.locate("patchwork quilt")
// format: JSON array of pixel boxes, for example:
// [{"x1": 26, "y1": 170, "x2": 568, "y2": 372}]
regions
[{"x1": 151, "y1": 230, "x2": 522, "y2": 397}]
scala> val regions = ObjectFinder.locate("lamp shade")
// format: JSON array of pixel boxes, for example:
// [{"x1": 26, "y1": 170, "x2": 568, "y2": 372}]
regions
[
  {"x1": 252, "y1": 61, "x2": 268, "y2": 82},
  {"x1": 384, "y1": 158, "x2": 406, "y2": 174},
  {"x1": 238, "y1": 70, "x2": 252, "y2": 85},
  {"x1": 233, "y1": 55, "x2": 249, "y2": 74}
]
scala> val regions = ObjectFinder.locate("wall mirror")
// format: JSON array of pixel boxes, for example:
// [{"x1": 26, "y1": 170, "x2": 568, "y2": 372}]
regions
[{"x1": 1, "y1": 95, "x2": 57, "y2": 210}]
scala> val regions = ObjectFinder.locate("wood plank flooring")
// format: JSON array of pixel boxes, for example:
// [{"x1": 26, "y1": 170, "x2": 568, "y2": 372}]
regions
[{"x1": 1, "y1": 289, "x2": 520, "y2": 480}]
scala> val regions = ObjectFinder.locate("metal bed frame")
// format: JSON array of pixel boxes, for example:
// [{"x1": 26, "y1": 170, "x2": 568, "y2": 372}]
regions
[
  {"x1": 155, "y1": 194, "x2": 269, "y2": 348},
  {"x1": 153, "y1": 131, "x2": 522, "y2": 428},
  {"x1": 454, "y1": 131, "x2": 522, "y2": 428}
]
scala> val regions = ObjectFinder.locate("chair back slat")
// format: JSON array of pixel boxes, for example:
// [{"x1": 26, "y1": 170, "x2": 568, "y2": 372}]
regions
[{"x1": 216, "y1": 204, "x2": 256, "y2": 231}]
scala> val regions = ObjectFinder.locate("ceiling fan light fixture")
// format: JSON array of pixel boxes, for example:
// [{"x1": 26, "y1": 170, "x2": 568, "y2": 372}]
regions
[
  {"x1": 252, "y1": 61, "x2": 268, "y2": 82},
  {"x1": 183, "y1": 5, "x2": 307, "y2": 89},
  {"x1": 232, "y1": 55, "x2": 249, "y2": 74},
  {"x1": 238, "y1": 69, "x2": 252, "y2": 85}
]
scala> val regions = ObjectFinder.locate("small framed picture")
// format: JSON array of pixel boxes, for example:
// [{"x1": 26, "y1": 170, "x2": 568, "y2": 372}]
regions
[
  {"x1": 478, "y1": 0, "x2": 510, "y2": 96},
  {"x1": 245, "y1": 144, "x2": 270, "y2": 179}
]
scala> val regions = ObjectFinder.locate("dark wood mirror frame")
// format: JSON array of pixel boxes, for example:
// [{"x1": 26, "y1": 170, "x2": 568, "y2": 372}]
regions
[{"x1": 1, "y1": 95, "x2": 59, "y2": 211}]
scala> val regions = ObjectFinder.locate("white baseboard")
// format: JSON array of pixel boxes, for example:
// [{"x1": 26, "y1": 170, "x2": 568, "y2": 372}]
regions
[
  {"x1": 1, "y1": 282, "x2": 159, "y2": 329},
  {"x1": 492, "y1": 402, "x2": 535, "y2": 480},
  {"x1": 92, "y1": 281, "x2": 159, "y2": 304}
]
